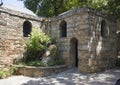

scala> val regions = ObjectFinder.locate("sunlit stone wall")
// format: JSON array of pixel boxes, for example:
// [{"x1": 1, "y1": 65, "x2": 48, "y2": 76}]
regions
[
  {"x1": 0, "y1": 6, "x2": 117, "y2": 73},
  {"x1": 49, "y1": 7, "x2": 117, "y2": 73},
  {"x1": 0, "y1": 7, "x2": 45, "y2": 69}
]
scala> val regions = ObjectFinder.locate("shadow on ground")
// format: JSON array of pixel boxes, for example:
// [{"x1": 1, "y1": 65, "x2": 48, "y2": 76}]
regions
[{"x1": 22, "y1": 68, "x2": 120, "y2": 85}]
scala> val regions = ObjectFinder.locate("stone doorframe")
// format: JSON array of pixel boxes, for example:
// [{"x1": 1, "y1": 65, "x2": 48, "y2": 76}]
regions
[{"x1": 70, "y1": 38, "x2": 78, "y2": 67}]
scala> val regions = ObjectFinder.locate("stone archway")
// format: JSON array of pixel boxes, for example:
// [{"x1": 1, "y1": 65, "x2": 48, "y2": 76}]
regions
[{"x1": 70, "y1": 38, "x2": 78, "y2": 67}]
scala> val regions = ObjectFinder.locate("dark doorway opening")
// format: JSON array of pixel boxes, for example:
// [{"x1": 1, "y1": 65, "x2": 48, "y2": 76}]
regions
[
  {"x1": 117, "y1": 32, "x2": 120, "y2": 57},
  {"x1": 75, "y1": 40, "x2": 78, "y2": 67},
  {"x1": 70, "y1": 38, "x2": 78, "y2": 67}
]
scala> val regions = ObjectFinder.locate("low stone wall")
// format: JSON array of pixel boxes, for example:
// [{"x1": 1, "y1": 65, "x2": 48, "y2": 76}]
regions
[{"x1": 14, "y1": 65, "x2": 67, "y2": 77}]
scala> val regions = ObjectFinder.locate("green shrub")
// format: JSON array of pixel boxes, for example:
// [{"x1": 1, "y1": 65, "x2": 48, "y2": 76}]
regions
[
  {"x1": 0, "y1": 70, "x2": 9, "y2": 79},
  {"x1": 27, "y1": 61, "x2": 46, "y2": 66},
  {"x1": 24, "y1": 28, "x2": 51, "y2": 62},
  {"x1": 16, "y1": 60, "x2": 64, "y2": 67},
  {"x1": 24, "y1": 41, "x2": 64, "y2": 66},
  {"x1": 15, "y1": 61, "x2": 26, "y2": 66},
  {"x1": 17, "y1": 28, "x2": 64, "y2": 67},
  {"x1": 0, "y1": 66, "x2": 18, "y2": 79}
]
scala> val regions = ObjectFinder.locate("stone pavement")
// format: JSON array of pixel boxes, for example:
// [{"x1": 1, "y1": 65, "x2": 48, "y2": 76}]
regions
[{"x1": 0, "y1": 68, "x2": 120, "y2": 85}]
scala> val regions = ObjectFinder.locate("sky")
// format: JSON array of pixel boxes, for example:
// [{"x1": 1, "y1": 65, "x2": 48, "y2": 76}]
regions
[
  {"x1": 3, "y1": 0, "x2": 24, "y2": 7},
  {"x1": 2, "y1": 0, "x2": 36, "y2": 16}
]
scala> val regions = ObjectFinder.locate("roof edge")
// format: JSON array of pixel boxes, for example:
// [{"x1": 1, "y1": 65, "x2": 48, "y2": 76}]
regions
[
  {"x1": 0, "y1": 6, "x2": 46, "y2": 21},
  {"x1": 51, "y1": 6, "x2": 116, "y2": 22}
]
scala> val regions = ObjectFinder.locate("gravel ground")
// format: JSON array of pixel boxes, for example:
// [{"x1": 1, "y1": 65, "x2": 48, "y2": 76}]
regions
[{"x1": 0, "y1": 68, "x2": 120, "y2": 85}]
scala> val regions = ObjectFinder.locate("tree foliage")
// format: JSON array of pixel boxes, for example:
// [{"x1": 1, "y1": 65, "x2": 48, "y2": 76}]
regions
[
  {"x1": 24, "y1": 0, "x2": 65, "y2": 17},
  {"x1": 24, "y1": 0, "x2": 120, "y2": 19},
  {"x1": 106, "y1": 0, "x2": 120, "y2": 19}
]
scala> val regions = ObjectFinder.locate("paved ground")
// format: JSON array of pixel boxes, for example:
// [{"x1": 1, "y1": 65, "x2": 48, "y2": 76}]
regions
[{"x1": 0, "y1": 68, "x2": 120, "y2": 85}]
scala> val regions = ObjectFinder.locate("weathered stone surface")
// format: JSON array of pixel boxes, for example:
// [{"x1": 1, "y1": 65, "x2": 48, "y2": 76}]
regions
[
  {"x1": 0, "y1": 19, "x2": 7, "y2": 26},
  {"x1": 49, "y1": 7, "x2": 117, "y2": 73},
  {"x1": 15, "y1": 65, "x2": 67, "y2": 77},
  {"x1": 0, "y1": 7, "x2": 46, "y2": 67},
  {"x1": 0, "y1": 6, "x2": 118, "y2": 74}
]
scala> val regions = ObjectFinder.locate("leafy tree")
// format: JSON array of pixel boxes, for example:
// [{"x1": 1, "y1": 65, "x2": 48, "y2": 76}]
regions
[
  {"x1": 24, "y1": 0, "x2": 39, "y2": 14},
  {"x1": 23, "y1": 0, "x2": 120, "y2": 19},
  {"x1": 24, "y1": 0, "x2": 65, "y2": 17},
  {"x1": 106, "y1": 0, "x2": 120, "y2": 19}
]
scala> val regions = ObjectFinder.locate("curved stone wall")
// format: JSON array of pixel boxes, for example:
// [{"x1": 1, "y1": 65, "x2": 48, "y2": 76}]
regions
[{"x1": 15, "y1": 65, "x2": 67, "y2": 77}]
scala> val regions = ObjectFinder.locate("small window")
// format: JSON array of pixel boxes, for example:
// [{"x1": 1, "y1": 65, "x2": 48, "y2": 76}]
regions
[
  {"x1": 60, "y1": 20, "x2": 67, "y2": 37},
  {"x1": 101, "y1": 20, "x2": 107, "y2": 37},
  {"x1": 23, "y1": 20, "x2": 32, "y2": 37}
]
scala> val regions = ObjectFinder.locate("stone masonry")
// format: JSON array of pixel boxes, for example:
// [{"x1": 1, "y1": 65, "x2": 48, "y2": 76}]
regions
[
  {"x1": 0, "y1": 7, "x2": 46, "y2": 69},
  {"x1": 117, "y1": 20, "x2": 120, "y2": 57},
  {"x1": 49, "y1": 7, "x2": 117, "y2": 73},
  {"x1": 0, "y1": 6, "x2": 118, "y2": 73}
]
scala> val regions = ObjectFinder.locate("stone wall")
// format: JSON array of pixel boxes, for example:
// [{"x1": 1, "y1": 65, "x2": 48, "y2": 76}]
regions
[
  {"x1": 15, "y1": 65, "x2": 67, "y2": 77},
  {"x1": 49, "y1": 7, "x2": 117, "y2": 73},
  {"x1": 117, "y1": 20, "x2": 120, "y2": 57},
  {"x1": 0, "y1": 6, "x2": 118, "y2": 73},
  {"x1": 0, "y1": 7, "x2": 46, "y2": 68},
  {"x1": 87, "y1": 9, "x2": 117, "y2": 72}
]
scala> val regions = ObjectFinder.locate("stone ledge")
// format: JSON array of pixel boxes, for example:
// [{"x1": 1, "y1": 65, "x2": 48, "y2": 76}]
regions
[
  {"x1": 13, "y1": 65, "x2": 67, "y2": 69},
  {"x1": 13, "y1": 65, "x2": 68, "y2": 77}
]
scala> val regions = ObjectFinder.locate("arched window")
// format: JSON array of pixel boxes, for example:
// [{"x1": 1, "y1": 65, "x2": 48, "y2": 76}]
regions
[
  {"x1": 101, "y1": 20, "x2": 107, "y2": 37},
  {"x1": 60, "y1": 20, "x2": 67, "y2": 37},
  {"x1": 23, "y1": 20, "x2": 32, "y2": 37}
]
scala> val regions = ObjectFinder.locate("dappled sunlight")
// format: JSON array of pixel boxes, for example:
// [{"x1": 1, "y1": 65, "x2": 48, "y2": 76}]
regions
[
  {"x1": 96, "y1": 41, "x2": 102, "y2": 55},
  {"x1": 0, "y1": 0, "x2": 118, "y2": 84},
  {"x1": 0, "y1": 68, "x2": 119, "y2": 85},
  {"x1": 20, "y1": 68, "x2": 120, "y2": 85}
]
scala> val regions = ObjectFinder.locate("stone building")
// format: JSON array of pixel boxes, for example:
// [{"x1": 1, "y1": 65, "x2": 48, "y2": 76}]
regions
[
  {"x1": 50, "y1": 7, "x2": 117, "y2": 73},
  {"x1": 0, "y1": 6, "x2": 118, "y2": 73}
]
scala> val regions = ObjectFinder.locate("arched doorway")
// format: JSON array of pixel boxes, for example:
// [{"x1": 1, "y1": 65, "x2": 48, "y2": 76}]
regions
[{"x1": 70, "y1": 38, "x2": 78, "y2": 67}]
